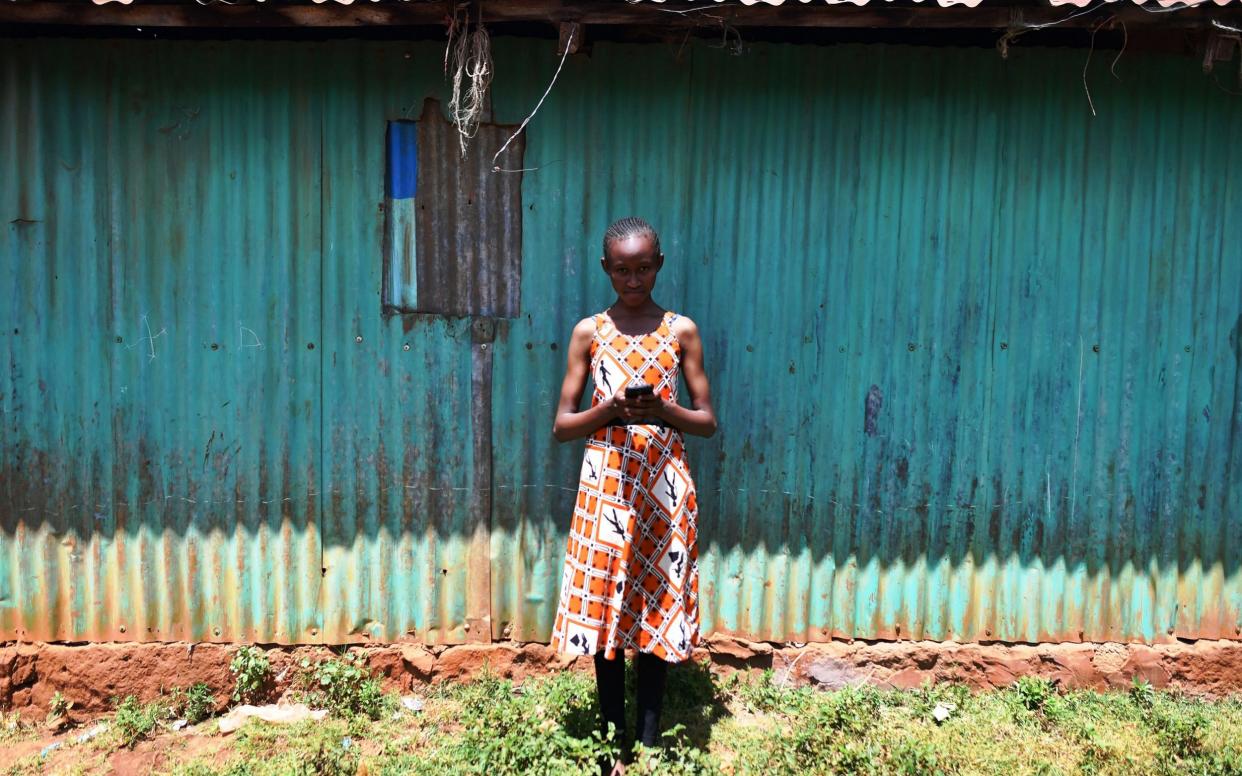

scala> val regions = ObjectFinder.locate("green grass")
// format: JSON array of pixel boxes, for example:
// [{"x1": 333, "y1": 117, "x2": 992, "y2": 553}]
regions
[
  {"x1": 109, "y1": 694, "x2": 175, "y2": 749},
  {"x1": 7, "y1": 662, "x2": 1242, "y2": 776},
  {"x1": 0, "y1": 711, "x2": 38, "y2": 746},
  {"x1": 164, "y1": 665, "x2": 1242, "y2": 776}
]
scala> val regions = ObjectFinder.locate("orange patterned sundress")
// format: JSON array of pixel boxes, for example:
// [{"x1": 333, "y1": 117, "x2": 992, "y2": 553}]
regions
[{"x1": 550, "y1": 309, "x2": 701, "y2": 663}]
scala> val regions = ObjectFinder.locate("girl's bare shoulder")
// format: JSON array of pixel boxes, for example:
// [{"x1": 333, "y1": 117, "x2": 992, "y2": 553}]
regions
[
  {"x1": 567, "y1": 316, "x2": 598, "y2": 351},
  {"x1": 571, "y1": 316, "x2": 598, "y2": 338},
  {"x1": 669, "y1": 313, "x2": 701, "y2": 341}
]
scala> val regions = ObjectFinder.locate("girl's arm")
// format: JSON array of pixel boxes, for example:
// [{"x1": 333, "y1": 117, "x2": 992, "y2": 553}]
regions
[
  {"x1": 655, "y1": 317, "x2": 717, "y2": 437},
  {"x1": 552, "y1": 318, "x2": 618, "y2": 442}
]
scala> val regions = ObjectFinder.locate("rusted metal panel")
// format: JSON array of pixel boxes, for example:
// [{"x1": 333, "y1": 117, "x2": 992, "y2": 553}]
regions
[
  {"x1": 486, "y1": 38, "x2": 1242, "y2": 646},
  {"x1": 315, "y1": 49, "x2": 487, "y2": 645},
  {"x1": 396, "y1": 98, "x2": 524, "y2": 318},
  {"x1": 2, "y1": 36, "x2": 1240, "y2": 649},
  {"x1": 1, "y1": 39, "x2": 326, "y2": 643},
  {"x1": 382, "y1": 99, "x2": 526, "y2": 319}
]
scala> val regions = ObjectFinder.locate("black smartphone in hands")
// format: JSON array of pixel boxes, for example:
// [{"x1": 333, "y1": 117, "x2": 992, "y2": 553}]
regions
[{"x1": 624, "y1": 383, "x2": 654, "y2": 399}]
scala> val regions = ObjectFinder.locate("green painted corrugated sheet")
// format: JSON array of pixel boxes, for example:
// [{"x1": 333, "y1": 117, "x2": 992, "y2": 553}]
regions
[
  {"x1": 2, "y1": 37, "x2": 1239, "y2": 646},
  {"x1": 489, "y1": 39, "x2": 1242, "y2": 645},
  {"x1": 2, "y1": 42, "x2": 327, "y2": 642}
]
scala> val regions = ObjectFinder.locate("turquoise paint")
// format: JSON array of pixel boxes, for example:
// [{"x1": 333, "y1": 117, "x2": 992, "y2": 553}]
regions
[
  {"x1": 487, "y1": 39, "x2": 1242, "y2": 644},
  {"x1": 1, "y1": 37, "x2": 1239, "y2": 646}
]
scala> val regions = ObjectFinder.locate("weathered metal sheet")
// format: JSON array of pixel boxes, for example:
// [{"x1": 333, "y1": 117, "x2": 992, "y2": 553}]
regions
[
  {"x1": 3, "y1": 37, "x2": 1240, "y2": 648},
  {"x1": 382, "y1": 99, "x2": 525, "y2": 318},
  {"x1": 1, "y1": 40, "x2": 326, "y2": 642},
  {"x1": 408, "y1": 98, "x2": 524, "y2": 318},
  {"x1": 487, "y1": 39, "x2": 1242, "y2": 645},
  {"x1": 314, "y1": 46, "x2": 492, "y2": 644}
]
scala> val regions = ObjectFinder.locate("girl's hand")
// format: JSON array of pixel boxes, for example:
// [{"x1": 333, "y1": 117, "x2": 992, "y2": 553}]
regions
[
  {"x1": 610, "y1": 386, "x2": 663, "y2": 421},
  {"x1": 630, "y1": 391, "x2": 664, "y2": 418}
]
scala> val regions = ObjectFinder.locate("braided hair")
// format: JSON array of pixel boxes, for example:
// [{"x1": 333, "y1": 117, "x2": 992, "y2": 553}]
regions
[{"x1": 602, "y1": 217, "x2": 661, "y2": 261}]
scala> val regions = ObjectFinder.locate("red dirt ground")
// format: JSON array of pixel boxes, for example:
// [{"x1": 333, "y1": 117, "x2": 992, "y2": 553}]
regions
[{"x1": 1, "y1": 637, "x2": 1239, "y2": 726}]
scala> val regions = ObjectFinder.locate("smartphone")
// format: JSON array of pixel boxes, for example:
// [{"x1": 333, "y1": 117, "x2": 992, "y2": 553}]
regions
[{"x1": 624, "y1": 383, "x2": 654, "y2": 399}]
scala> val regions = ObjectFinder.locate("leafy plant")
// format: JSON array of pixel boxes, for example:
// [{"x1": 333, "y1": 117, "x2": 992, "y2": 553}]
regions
[
  {"x1": 423, "y1": 667, "x2": 613, "y2": 775},
  {"x1": 752, "y1": 685, "x2": 887, "y2": 773},
  {"x1": 45, "y1": 691, "x2": 73, "y2": 728},
  {"x1": 183, "y1": 682, "x2": 216, "y2": 724},
  {"x1": 1130, "y1": 675, "x2": 1157, "y2": 709},
  {"x1": 1199, "y1": 746, "x2": 1242, "y2": 776},
  {"x1": 732, "y1": 668, "x2": 813, "y2": 715},
  {"x1": 1148, "y1": 701, "x2": 1208, "y2": 759},
  {"x1": 907, "y1": 679, "x2": 971, "y2": 723},
  {"x1": 229, "y1": 646, "x2": 271, "y2": 705},
  {"x1": 0, "y1": 710, "x2": 37, "y2": 745},
  {"x1": 111, "y1": 694, "x2": 170, "y2": 748},
  {"x1": 624, "y1": 725, "x2": 722, "y2": 776},
  {"x1": 1013, "y1": 676, "x2": 1057, "y2": 713},
  {"x1": 888, "y1": 739, "x2": 954, "y2": 775},
  {"x1": 298, "y1": 651, "x2": 393, "y2": 720},
  {"x1": 299, "y1": 737, "x2": 359, "y2": 776},
  {"x1": 813, "y1": 684, "x2": 882, "y2": 737}
]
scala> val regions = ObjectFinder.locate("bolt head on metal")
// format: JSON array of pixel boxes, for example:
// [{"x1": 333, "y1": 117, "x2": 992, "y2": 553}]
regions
[
  {"x1": 355, "y1": 336, "x2": 363, "y2": 343},
  {"x1": 403, "y1": 344, "x2": 410, "y2": 351}
]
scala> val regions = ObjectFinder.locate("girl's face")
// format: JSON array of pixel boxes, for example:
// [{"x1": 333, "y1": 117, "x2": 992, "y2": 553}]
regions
[{"x1": 601, "y1": 234, "x2": 663, "y2": 308}]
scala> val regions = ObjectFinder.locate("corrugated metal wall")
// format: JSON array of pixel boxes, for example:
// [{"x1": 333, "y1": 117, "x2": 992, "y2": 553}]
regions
[
  {"x1": 2, "y1": 37, "x2": 1239, "y2": 646},
  {"x1": 1, "y1": 42, "x2": 327, "y2": 642},
  {"x1": 490, "y1": 41, "x2": 1242, "y2": 645}
]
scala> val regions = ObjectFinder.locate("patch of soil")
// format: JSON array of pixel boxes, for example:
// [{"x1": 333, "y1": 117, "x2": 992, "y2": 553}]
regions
[
  {"x1": 118, "y1": 727, "x2": 233, "y2": 772},
  {"x1": 110, "y1": 746, "x2": 169, "y2": 776},
  {"x1": 0, "y1": 721, "x2": 233, "y2": 775},
  {"x1": 0, "y1": 734, "x2": 53, "y2": 765}
]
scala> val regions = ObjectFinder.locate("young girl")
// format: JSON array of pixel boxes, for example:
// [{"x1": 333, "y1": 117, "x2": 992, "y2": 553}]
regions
[{"x1": 549, "y1": 217, "x2": 717, "y2": 774}]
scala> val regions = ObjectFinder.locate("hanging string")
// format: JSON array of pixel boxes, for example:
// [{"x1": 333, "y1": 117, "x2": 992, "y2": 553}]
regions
[{"x1": 446, "y1": 3, "x2": 493, "y2": 158}]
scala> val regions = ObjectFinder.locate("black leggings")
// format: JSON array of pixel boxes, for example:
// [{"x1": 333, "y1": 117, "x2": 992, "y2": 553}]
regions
[{"x1": 594, "y1": 651, "x2": 669, "y2": 758}]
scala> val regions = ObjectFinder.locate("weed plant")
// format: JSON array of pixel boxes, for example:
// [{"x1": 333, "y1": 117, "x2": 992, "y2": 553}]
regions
[
  {"x1": 229, "y1": 647, "x2": 271, "y2": 705},
  {"x1": 296, "y1": 652, "x2": 394, "y2": 721}
]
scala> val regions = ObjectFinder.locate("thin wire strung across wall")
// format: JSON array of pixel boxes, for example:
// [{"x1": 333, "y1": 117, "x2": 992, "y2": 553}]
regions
[
  {"x1": 490, "y1": 26, "x2": 573, "y2": 173},
  {"x1": 445, "y1": 3, "x2": 493, "y2": 158}
]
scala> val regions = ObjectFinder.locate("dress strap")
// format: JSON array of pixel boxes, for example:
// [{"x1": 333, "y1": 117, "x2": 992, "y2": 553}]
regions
[{"x1": 662, "y1": 310, "x2": 682, "y2": 348}]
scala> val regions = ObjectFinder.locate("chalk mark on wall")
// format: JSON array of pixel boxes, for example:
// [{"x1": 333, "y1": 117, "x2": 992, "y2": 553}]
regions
[
  {"x1": 124, "y1": 313, "x2": 167, "y2": 362},
  {"x1": 238, "y1": 325, "x2": 263, "y2": 350}
]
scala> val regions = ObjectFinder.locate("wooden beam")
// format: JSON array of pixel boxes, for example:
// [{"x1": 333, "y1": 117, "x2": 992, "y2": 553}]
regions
[
  {"x1": 557, "y1": 20, "x2": 583, "y2": 54},
  {"x1": 0, "y1": 0, "x2": 1237, "y2": 30}
]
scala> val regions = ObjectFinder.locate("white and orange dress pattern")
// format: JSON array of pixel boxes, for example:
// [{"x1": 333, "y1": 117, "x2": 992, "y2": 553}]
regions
[{"x1": 550, "y1": 310, "x2": 701, "y2": 663}]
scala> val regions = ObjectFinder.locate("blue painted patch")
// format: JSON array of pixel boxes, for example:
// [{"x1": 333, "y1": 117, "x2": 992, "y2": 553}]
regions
[{"x1": 386, "y1": 121, "x2": 418, "y2": 200}]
